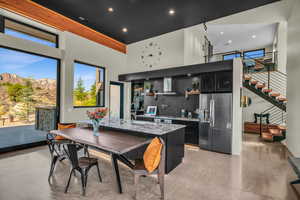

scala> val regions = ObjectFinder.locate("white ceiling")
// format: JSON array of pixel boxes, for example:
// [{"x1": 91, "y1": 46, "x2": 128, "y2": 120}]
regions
[{"x1": 207, "y1": 23, "x2": 278, "y2": 54}]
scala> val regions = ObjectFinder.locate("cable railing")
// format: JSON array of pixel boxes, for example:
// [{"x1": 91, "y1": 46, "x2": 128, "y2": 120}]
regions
[{"x1": 259, "y1": 105, "x2": 287, "y2": 136}]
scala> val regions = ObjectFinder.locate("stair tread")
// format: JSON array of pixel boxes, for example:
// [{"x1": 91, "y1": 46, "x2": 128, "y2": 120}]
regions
[
  {"x1": 263, "y1": 89, "x2": 272, "y2": 93},
  {"x1": 269, "y1": 128, "x2": 282, "y2": 136},
  {"x1": 262, "y1": 132, "x2": 273, "y2": 141}
]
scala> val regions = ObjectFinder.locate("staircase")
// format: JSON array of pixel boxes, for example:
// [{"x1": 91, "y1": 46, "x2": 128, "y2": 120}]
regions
[{"x1": 242, "y1": 53, "x2": 287, "y2": 142}]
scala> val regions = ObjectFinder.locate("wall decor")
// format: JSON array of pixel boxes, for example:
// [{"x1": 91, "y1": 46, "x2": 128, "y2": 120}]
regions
[{"x1": 141, "y1": 42, "x2": 163, "y2": 68}]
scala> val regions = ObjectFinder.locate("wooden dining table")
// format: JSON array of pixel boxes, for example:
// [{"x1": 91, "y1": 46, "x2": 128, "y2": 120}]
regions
[{"x1": 50, "y1": 127, "x2": 152, "y2": 194}]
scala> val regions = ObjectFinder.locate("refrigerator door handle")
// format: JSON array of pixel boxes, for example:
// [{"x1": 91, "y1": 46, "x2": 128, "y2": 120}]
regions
[
  {"x1": 209, "y1": 99, "x2": 213, "y2": 126},
  {"x1": 212, "y1": 99, "x2": 215, "y2": 127}
]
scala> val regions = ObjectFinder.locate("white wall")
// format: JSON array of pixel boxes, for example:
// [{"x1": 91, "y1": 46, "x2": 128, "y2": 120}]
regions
[
  {"x1": 126, "y1": 30, "x2": 185, "y2": 73},
  {"x1": 184, "y1": 25, "x2": 206, "y2": 65},
  {"x1": 286, "y1": 0, "x2": 300, "y2": 157},
  {"x1": 273, "y1": 21, "x2": 288, "y2": 73},
  {"x1": 0, "y1": 9, "x2": 129, "y2": 123},
  {"x1": 60, "y1": 32, "x2": 127, "y2": 123},
  {"x1": 232, "y1": 58, "x2": 243, "y2": 155}
]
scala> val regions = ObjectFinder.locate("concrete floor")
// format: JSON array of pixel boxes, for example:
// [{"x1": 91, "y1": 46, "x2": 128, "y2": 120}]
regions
[{"x1": 0, "y1": 133, "x2": 299, "y2": 200}]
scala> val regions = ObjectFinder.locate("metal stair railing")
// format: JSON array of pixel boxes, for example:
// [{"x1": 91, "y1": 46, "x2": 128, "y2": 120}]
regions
[{"x1": 259, "y1": 105, "x2": 287, "y2": 136}]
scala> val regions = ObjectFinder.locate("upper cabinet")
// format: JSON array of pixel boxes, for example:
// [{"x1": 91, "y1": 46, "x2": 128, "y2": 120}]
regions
[
  {"x1": 215, "y1": 71, "x2": 232, "y2": 92},
  {"x1": 201, "y1": 73, "x2": 215, "y2": 93},
  {"x1": 201, "y1": 71, "x2": 232, "y2": 93}
]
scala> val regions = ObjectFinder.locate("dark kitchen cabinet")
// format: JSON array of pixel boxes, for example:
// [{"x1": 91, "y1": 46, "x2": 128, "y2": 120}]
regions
[
  {"x1": 215, "y1": 71, "x2": 232, "y2": 92},
  {"x1": 200, "y1": 73, "x2": 215, "y2": 93},
  {"x1": 201, "y1": 71, "x2": 232, "y2": 93},
  {"x1": 172, "y1": 120, "x2": 199, "y2": 145}
]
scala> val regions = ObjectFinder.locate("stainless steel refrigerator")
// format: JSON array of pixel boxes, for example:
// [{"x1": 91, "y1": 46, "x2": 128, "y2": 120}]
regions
[{"x1": 198, "y1": 93, "x2": 232, "y2": 154}]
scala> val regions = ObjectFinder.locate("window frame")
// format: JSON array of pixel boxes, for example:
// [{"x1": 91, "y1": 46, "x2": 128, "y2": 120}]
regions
[
  {"x1": 243, "y1": 48, "x2": 265, "y2": 59},
  {"x1": 73, "y1": 60, "x2": 106, "y2": 108},
  {"x1": 222, "y1": 52, "x2": 241, "y2": 61},
  {"x1": 0, "y1": 15, "x2": 59, "y2": 48},
  {"x1": 0, "y1": 45, "x2": 61, "y2": 121},
  {"x1": 0, "y1": 15, "x2": 4, "y2": 33}
]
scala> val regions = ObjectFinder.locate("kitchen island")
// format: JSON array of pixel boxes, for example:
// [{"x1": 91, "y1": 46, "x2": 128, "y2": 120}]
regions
[{"x1": 80, "y1": 120, "x2": 186, "y2": 173}]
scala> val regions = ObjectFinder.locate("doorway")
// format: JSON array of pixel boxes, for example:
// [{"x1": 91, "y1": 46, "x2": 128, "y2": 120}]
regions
[{"x1": 109, "y1": 81, "x2": 124, "y2": 119}]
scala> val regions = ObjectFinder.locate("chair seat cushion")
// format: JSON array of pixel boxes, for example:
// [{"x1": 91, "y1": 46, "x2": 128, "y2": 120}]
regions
[
  {"x1": 79, "y1": 157, "x2": 98, "y2": 168},
  {"x1": 143, "y1": 137, "x2": 162, "y2": 173}
]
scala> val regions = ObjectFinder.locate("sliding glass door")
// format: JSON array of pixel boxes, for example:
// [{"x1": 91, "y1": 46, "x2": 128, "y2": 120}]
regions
[{"x1": 0, "y1": 47, "x2": 59, "y2": 152}]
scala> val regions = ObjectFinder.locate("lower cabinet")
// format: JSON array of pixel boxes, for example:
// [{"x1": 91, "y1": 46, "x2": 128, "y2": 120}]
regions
[
  {"x1": 172, "y1": 120, "x2": 199, "y2": 145},
  {"x1": 136, "y1": 117, "x2": 199, "y2": 145}
]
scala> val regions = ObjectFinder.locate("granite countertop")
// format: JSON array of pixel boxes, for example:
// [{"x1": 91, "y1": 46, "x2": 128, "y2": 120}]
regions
[
  {"x1": 137, "y1": 115, "x2": 200, "y2": 122},
  {"x1": 79, "y1": 119, "x2": 186, "y2": 136}
]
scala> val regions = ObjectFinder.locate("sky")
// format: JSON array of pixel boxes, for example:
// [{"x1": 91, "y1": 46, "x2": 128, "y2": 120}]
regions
[
  {"x1": 74, "y1": 62, "x2": 104, "y2": 90},
  {"x1": 0, "y1": 28, "x2": 103, "y2": 91},
  {"x1": 0, "y1": 47, "x2": 57, "y2": 80}
]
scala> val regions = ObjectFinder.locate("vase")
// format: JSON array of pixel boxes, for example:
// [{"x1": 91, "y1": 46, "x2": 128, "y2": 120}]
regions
[{"x1": 91, "y1": 120, "x2": 100, "y2": 136}]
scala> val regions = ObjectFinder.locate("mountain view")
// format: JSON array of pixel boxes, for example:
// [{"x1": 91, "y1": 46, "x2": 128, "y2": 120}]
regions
[{"x1": 0, "y1": 73, "x2": 56, "y2": 127}]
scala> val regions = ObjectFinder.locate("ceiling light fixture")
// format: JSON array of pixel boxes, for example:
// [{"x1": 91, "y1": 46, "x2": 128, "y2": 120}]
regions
[
  {"x1": 252, "y1": 35, "x2": 257, "y2": 39},
  {"x1": 220, "y1": 31, "x2": 224, "y2": 35},
  {"x1": 78, "y1": 16, "x2": 85, "y2": 21},
  {"x1": 169, "y1": 9, "x2": 175, "y2": 16},
  {"x1": 122, "y1": 27, "x2": 128, "y2": 33},
  {"x1": 228, "y1": 40, "x2": 232, "y2": 44},
  {"x1": 108, "y1": 7, "x2": 114, "y2": 12}
]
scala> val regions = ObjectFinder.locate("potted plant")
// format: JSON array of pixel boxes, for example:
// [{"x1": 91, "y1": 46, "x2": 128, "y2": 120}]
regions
[{"x1": 87, "y1": 108, "x2": 108, "y2": 136}]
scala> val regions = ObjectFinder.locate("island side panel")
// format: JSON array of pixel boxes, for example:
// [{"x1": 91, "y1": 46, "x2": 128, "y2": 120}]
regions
[{"x1": 164, "y1": 128, "x2": 185, "y2": 173}]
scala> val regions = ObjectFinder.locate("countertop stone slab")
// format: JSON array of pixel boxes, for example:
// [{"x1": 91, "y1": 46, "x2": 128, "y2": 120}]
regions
[
  {"x1": 136, "y1": 115, "x2": 200, "y2": 122},
  {"x1": 79, "y1": 119, "x2": 186, "y2": 136}
]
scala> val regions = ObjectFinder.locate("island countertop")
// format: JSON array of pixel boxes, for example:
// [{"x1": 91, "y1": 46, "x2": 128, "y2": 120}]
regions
[{"x1": 79, "y1": 119, "x2": 186, "y2": 136}]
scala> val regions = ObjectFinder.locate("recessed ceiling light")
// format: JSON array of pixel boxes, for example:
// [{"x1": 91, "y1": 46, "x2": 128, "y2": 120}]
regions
[
  {"x1": 122, "y1": 27, "x2": 128, "y2": 33},
  {"x1": 108, "y1": 7, "x2": 114, "y2": 12},
  {"x1": 252, "y1": 35, "x2": 257, "y2": 39},
  {"x1": 220, "y1": 31, "x2": 224, "y2": 35},
  {"x1": 78, "y1": 16, "x2": 85, "y2": 21},
  {"x1": 169, "y1": 9, "x2": 175, "y2": 16},
  {"x1": 228, "y1": 40, "x2": 232, "y2": 44}
]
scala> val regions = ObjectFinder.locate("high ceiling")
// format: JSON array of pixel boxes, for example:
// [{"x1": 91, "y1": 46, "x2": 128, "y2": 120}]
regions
[
  {"x1": 207, "y1": 23, "x2": 278, "y2": 53},
  {"x1": 32, "y1": 0, "x2": 279, "y2": 44}
]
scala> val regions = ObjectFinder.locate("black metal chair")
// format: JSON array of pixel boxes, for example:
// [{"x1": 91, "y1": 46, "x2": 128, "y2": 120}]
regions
[
  {"x1": 47, "y1": 133, "x2": 70, "y2": 182},
  {"x1": 64, "y1": 143, "x2": 102, "y2": 196}
]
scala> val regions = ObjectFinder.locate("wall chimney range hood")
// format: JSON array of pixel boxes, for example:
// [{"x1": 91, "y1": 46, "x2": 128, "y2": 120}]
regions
[{"x1": 155, "y1": 77, "x2": 177, "y2": 95}]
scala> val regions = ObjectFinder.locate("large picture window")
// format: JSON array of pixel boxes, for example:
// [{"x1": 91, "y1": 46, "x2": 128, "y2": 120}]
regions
[
  {"x1": 1, "y1": 17, "x2": 58, "y2": 48},
  {"x1": 0, "y1": 47, "x2": 59, "y2": 151},
  {"x1": 73, "y1": 61, "x2": 105, "y2": 107}
]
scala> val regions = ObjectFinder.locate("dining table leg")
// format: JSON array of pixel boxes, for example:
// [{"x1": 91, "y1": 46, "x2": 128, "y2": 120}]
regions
[{"x1": 111, "y1": 153, "x2": 122, "y2": 193}]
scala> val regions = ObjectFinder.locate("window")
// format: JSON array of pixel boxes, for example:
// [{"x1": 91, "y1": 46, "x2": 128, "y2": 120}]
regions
[
  {"x1": 243, "y1": 49, "x2": 265, "y2": 59},
  {"x1": 1, "y1": 17, "x2": 58, "y2": 48},
  {"x1": 223, "y1": 53, "x2": 241, "y2": 60},
  {"x1": 0, "y1": 47, "x2": 59, "y2": 150},
  {"x1": 73, "y1": 62, "x2": 105, "y2": 107}
]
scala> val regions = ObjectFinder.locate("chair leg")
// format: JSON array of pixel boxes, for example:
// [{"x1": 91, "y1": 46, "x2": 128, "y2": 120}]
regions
[
  {"x1": 291, "y1": 179, "x2": 300, "y2": 185},
  {"x1": 48, "y1": 155, "x2": 58, "y2": 182},
  {"x1": 80, "y1": 170, "x2": 86, "y2": 196},
  {"x1": 96, "y1": 163, "x2": 102, "y2": 182},
  {"x1": 64, "y1": 169, "x2": 74, "y2": 193},
  {"x1": 133, "y1": 173, "x2": 140, "y2": 200},
  {"x1": 158, "y1": 173, "x2": 165, "y2": 200}
]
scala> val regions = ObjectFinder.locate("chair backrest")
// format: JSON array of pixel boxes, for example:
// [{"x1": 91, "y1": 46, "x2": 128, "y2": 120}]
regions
[{"x1": 66, "y1": 144, "x2": 79, "y2": 169}]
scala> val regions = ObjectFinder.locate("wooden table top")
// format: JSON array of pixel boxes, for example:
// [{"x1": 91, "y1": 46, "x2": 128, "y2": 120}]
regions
[{"x1": 50, "y1": 127, "x2": 151, "y2": 155}]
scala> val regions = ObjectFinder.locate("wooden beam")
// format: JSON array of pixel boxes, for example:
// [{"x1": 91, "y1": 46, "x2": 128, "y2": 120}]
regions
[{"x1": 0, "y1": 0, "x2": 127, "y2": 53}]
